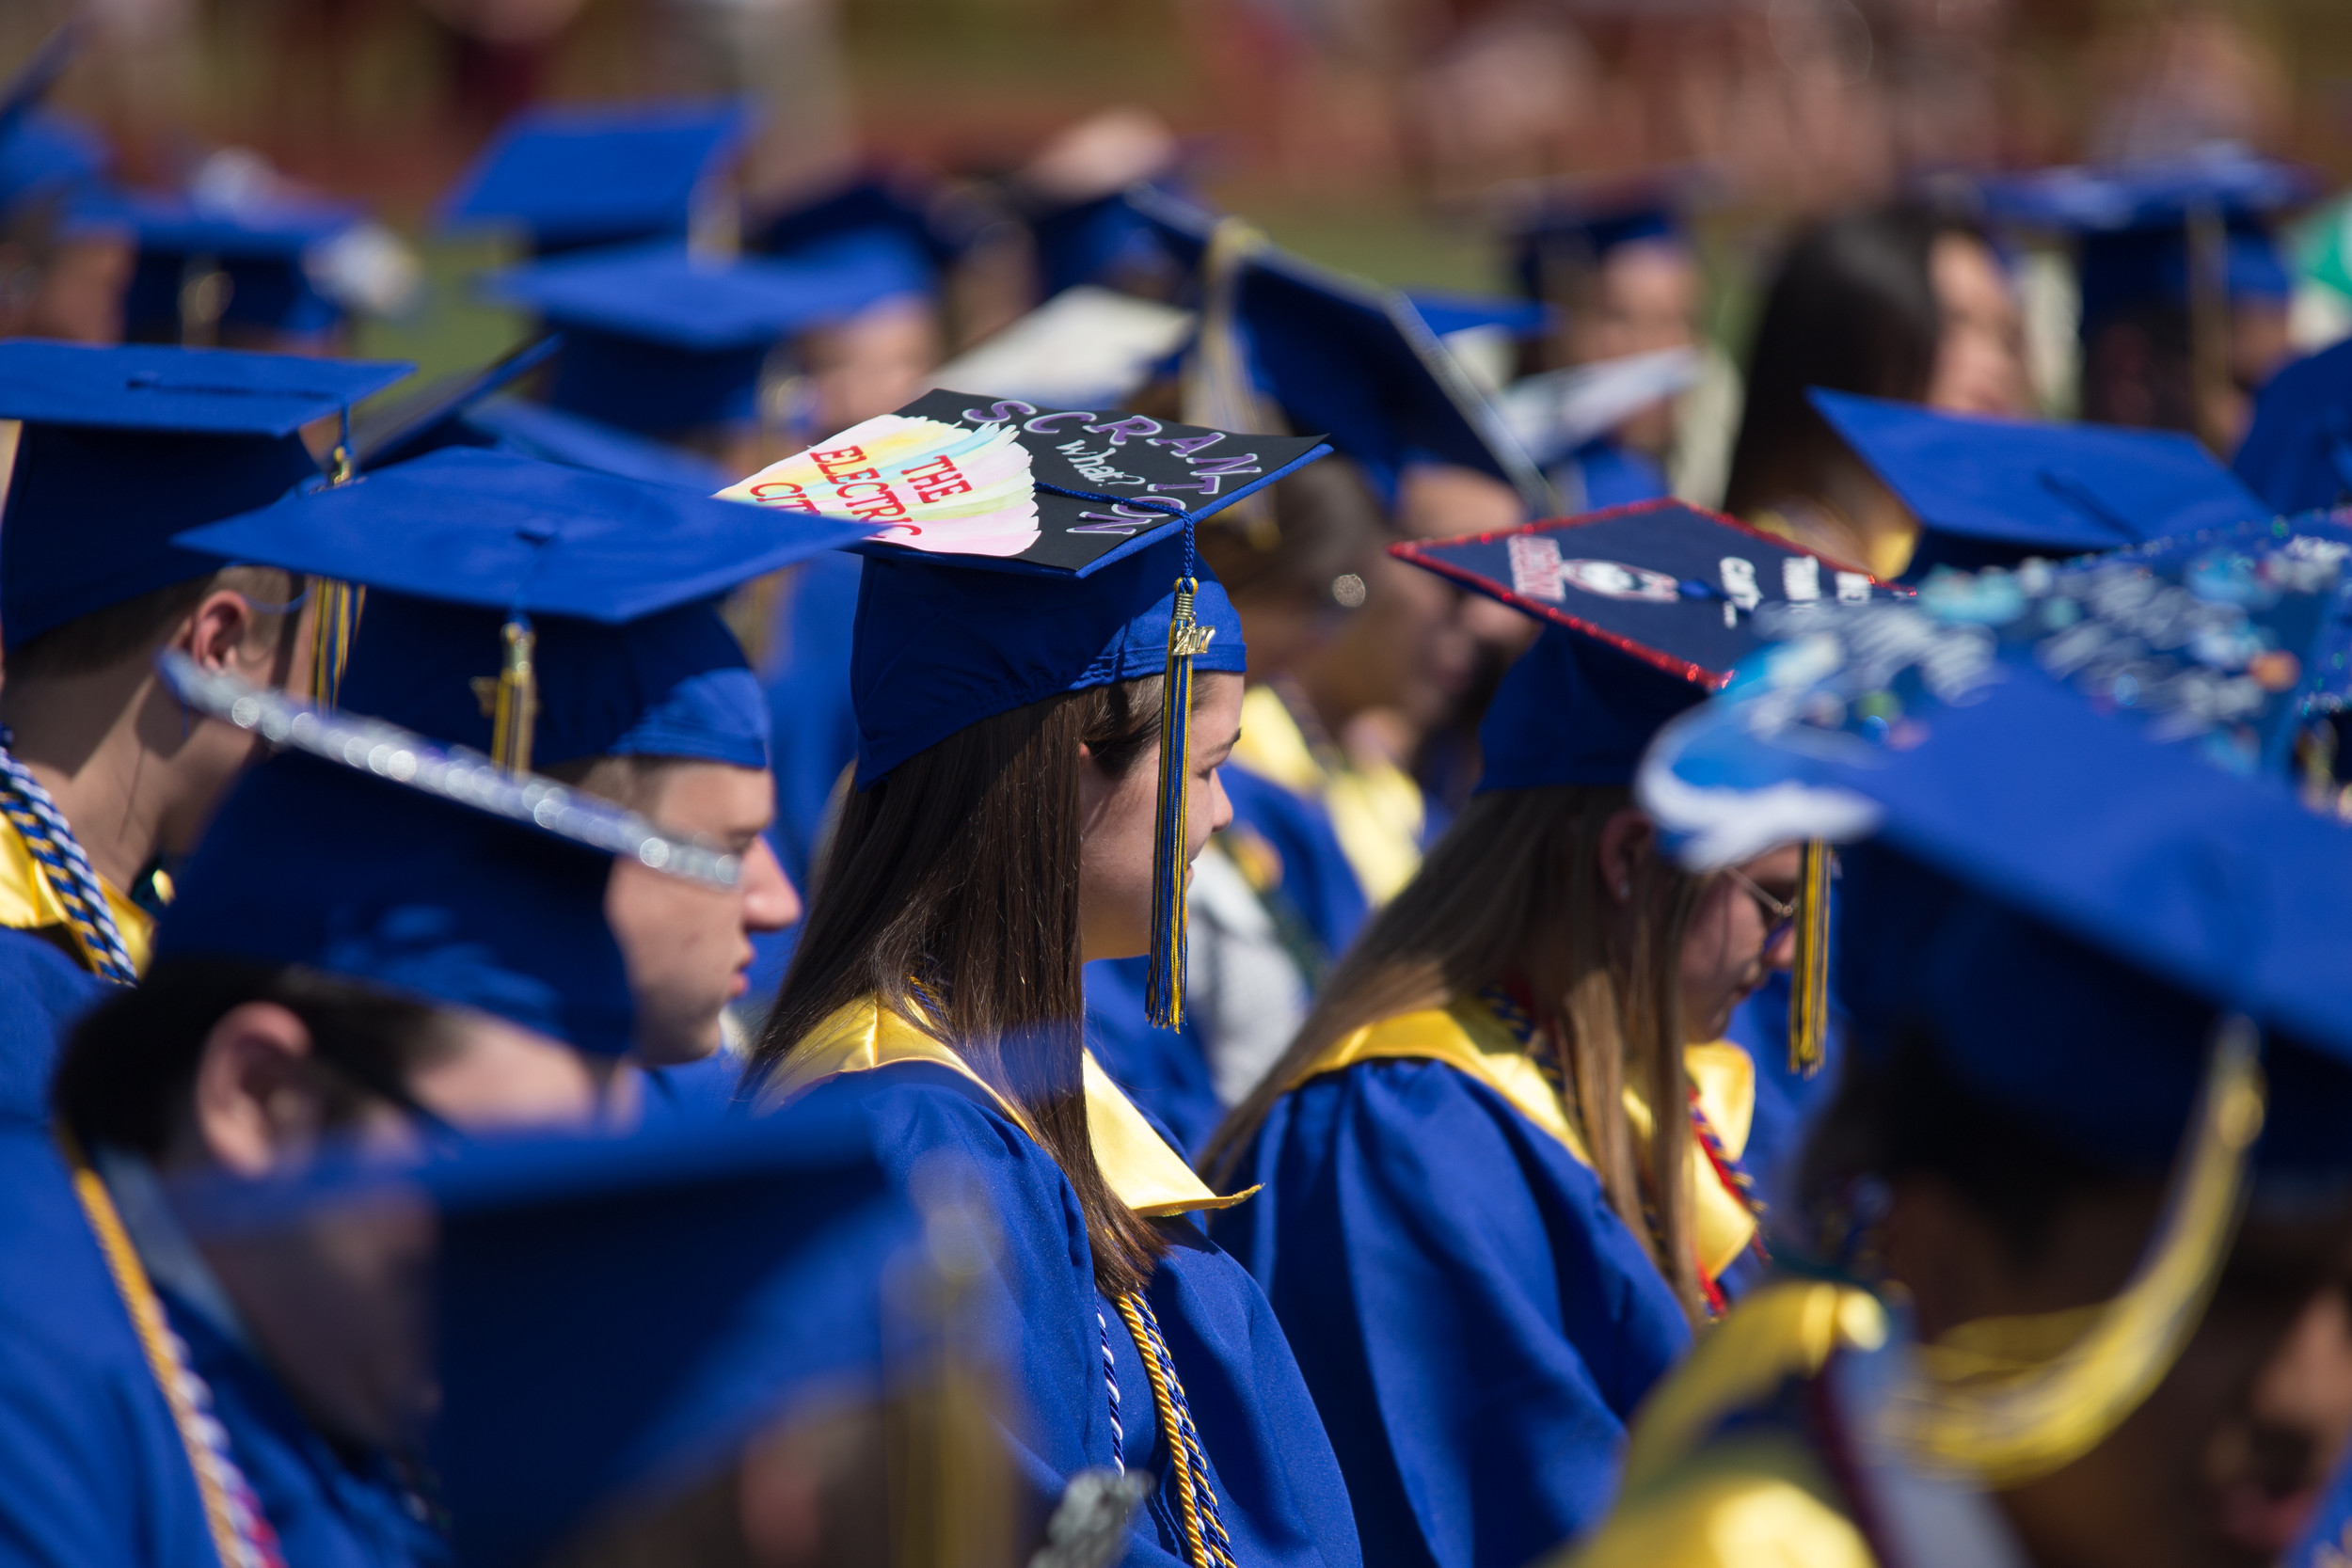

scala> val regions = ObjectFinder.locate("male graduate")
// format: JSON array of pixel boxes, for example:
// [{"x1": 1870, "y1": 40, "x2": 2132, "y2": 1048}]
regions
[
  {"x1": 0, "y1": 340, "x2": 408, "y2": 1119},
  {"x1": 176, "y1": 446, "x2": 872, "y2": 1077},
  {"x1": 0, "y1": 668, "x2": 739, "y2": 1567}
]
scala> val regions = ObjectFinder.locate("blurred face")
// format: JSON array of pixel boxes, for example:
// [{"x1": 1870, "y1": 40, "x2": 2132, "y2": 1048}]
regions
[
  {"x1": 1565, "y1": 239, "x2": 1701, "y2": 452},
  {"x1": 185, "y1": 1002, "x2": 623, "y2": 1449},
  {"x1": 1891, "y1": 1177, "x2": 2352, "y2": 1568},
  {"x1": 1926, "y1": 232, "x2": 2031, "y2": 419},
  {"x1": 1677, "y1": 844, "x2": 1801, "y2": 1041},
  {"x1": 605, "y1": 762, "x2": 801, "y2": 1066},
  {"x1": 1076, "y1": 673, "x2": 1242, "y2": 964},
  {"x1": 22, "y1": 232, "x2": 131, "y2": 343},
  {"x1": 803, "y1": 295, "x2": 944, "y2": 437}
]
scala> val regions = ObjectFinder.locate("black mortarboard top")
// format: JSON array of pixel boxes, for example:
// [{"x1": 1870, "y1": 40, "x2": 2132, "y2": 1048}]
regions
[
  {"x1": 721, "y1": 387, "x2": 1329, "y2": 580},
  {"x1": 1811, "y1": 388, "x2": 2268, "y2": 578},
  {"x1": 1393, "y1": 499, "x2": 1900, "y2": 790},
  {"x1": 484, "y1": 235, "x2": 929, "y2": 435},
  {"x1": 439, "y1": 100, "x2": 752, "y2": 254},
  {"x1": 175, "y1": 447, "x2": 872, "y2": 772},
  {"x1": 1126, "y1": 186, "x2": 1552, "y2": 513},
  {"x1": 0, "y1": 341, "x2": 411, "y2": 652},
  {"x1": 2233, "y1": 336, "x2": 2352, "y2": 515}
]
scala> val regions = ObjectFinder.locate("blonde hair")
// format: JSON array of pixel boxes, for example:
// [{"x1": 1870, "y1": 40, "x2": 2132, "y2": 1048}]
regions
[{"x1": 1202, "y1": 785, "x2": 1708, "y2": 1320}]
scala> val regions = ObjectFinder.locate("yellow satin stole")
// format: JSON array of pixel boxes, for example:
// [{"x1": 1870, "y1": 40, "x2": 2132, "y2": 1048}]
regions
[
  {"x1": 1291, "y1": 996, "x2": 1759, "y2": 1278},
  {"x1": 0, "y1": 815, "x2": 155, "y2": 974},
  {"x1": 761, "y1": 995, "x2": 1254, "y2": 1218}
]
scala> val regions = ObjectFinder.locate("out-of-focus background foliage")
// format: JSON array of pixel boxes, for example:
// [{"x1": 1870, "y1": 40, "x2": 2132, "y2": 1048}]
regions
[{"x1": 16, "y1": 0, "x2": 2352, "y2": 379}]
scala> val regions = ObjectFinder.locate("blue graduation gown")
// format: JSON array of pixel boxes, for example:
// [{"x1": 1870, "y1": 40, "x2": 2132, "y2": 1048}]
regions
[
  {"x1": 0, "y1": 927, "x2": 104, "y2": 1125},
  {"x1": 1085, "y1": 958, "x2": 1222, "y2": 1160},
  {"x1": 770, "y1": 1013, "x2": 1360, "y2": 1568},
  {"x1": 1216, "y1": 1022, "x2": 1693, "y2": 1568},
  {"x1": 0, "y1": 1124, "x2": 443, "y2": 1568},
  {"x1": 1723, "y1": 973, "x2": 1846, "y2": 1214}
]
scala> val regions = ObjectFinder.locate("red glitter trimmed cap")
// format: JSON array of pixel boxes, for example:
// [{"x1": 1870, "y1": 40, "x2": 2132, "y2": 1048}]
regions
[{"x1": 1391, "y1": 498, "x2": 1904, "y2": 789}]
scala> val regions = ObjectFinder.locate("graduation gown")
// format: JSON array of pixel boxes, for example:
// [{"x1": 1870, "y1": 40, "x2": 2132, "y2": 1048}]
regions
[
  {"x1": 0, "y1": 814, "x2": 149, "y2": 1124},
  {"x1": 1216, "y1": 995, "x2": 1766, "y2": 1568},
  {"x1": 0, "y1": 1125, "x2": 443, "y2": 1568},
  {"x1": 761, "y1": 998, "x2": 1362, "y2": 1568}
]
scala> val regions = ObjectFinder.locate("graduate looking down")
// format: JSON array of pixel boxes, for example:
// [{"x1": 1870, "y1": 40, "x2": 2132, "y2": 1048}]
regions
[
  {"x1": 0, "y1": 723, "x2": 688, "y2": 1568},
  {"x1": 733, "y1": 392, "x2": 1361, "y2": 1568},
  {"x1": 1203, "y1": 504, "x2": 1892, "y2": 1568}
]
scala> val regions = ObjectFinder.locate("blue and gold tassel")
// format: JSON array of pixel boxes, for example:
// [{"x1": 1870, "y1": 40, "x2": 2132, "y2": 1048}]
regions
[
  {"x1": 306, "y1": 435, "x2": 364, "y2": 708},
  {"x1": 1145, "y1": 531, "x2": 1216, "y2": 1030},
  {"x1": 1788, "y1": 839, "x2": 1832, "y2": 1077},
  {"x1": 489, "y1": 615, "x2": 538, "y2": 776}
]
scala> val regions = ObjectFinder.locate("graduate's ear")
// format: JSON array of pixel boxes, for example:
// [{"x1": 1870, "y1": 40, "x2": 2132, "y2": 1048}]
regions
[
  {"x1": 174, "y1": 585, "x2": 270, "y2": 675},
  {"x1": 1596, "y1": 805, "x2": 1653, "y2": 906},
  {"x1": 188, "y1": 1001, "x2": 328, "y2": 1177}
]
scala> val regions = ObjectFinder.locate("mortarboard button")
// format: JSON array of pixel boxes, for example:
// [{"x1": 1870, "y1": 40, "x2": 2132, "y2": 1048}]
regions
[{"x1": 0, "y1": 340, "x2": 410, "y2": 653}]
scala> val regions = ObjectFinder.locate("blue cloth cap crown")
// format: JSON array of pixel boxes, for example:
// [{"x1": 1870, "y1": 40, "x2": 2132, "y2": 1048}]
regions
[
  {"x1": 851, "y1": 529, "x2": 1246, "y2": 785},
  {"x1": 157, "y1": 752, "x2": 635, "y2": 1054},
  {"x1": 1479, "y1": 624, "x2": 1707, "y2": 790}
]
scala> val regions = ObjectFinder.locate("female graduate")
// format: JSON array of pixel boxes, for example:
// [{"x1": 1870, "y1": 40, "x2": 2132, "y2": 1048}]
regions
[
  {"x1": 1202, "y1": 505, "x2": 1854, "y2": 1568},
  {"x1": 740, "y1": 400, "x2": 1360, "y2": 1568}
]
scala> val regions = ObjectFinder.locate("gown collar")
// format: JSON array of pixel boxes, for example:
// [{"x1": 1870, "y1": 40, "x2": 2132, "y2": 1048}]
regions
[{"x1": 765, "y1": 994, "x2": 1256, "y2": 1218}]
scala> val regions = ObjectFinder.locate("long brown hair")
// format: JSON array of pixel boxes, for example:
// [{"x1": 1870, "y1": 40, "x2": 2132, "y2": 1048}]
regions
[
  {"x1": 1201, "y1": 784, "x2": 1710, "y2": 1320},
  {"x1": 751, "y1": 676, "x2": 1170, "y2": 1297}
]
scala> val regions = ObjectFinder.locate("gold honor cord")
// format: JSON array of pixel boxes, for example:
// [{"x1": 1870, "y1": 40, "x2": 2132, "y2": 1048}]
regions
[
  {"x1": 1788, "y1": 840, "x2": 1833, "y2": 1077},
  {"x1": 56, "y1": 1129, "x2": 248, "y2": 1568},
  {"x1": 489, "y1": 618, "x2": 538, "y2": 777},
  {"x1": 1885, "y1": 1015, "x2": 2265, "y2": 1488}
]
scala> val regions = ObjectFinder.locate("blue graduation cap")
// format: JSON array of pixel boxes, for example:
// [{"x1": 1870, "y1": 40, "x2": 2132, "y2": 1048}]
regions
[
  {"x1": 750, "y1": 168, "x2": 979, "y2": 276},
  {"x1": 440, "y1": 100, "x2": 751, "y2": 254},
  {"x1": 1028, "y1": 183, "x2": 1184, "y2": 300},
  {"x1": 349, "y1": 333, "x2": 560, "y2": 469},
  {"x1": 1492, "y1": 169, "x2": 1698, "y2": 303},
  {"x1": 174, "y1": 446, "x2": 873, "y2": 772},
  {"x1": 2233, "y1": 336, "x2": 2352, "y2": 514},
  {"x1": 1127, "y1": 187, "x2": 1552, "y2": 512},
  {"x1": 766, "y1": 390, "x2": 1332, "y2": 1026},
  {"x1": 0, "y1": 341, "x2": 411, "y2": 653},
  {"x1": 484, "y1": 235, "x2": 930, "y2": 436},
  {"x1": 155, "y1": 652, "x2": 741, "y2": 1054},
  {"x1": 1977, "y1": 147, "x2": 2317, "y2": 336},
  {"x1": 1391, "y1": 499, "x2": 1901, "y2": 789},
  {"x1": 1404, "y1": 290, "x2": 1553, "y2": 343},
  {"x1": 1811, "y1": 388, "x2": 2269, "y2": 577},
  {"x1": 1640, "y1": 562, "x2": 2352, "y2": 1177},
  {"x1": 422, "y1": 1112, "x2": 944, "y2": 1567},
  {"x1": 107, "y1": 182, "x2": 374, "y2": 341},
  {"x1": 1399, "y1": 500, "x2": 1903, "y2": 1070}
]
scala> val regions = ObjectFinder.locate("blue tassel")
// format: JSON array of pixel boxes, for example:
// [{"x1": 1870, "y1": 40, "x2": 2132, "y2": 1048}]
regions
[{"x1": 1145, "y1": 542, "x2": 1213, "y2": 1028}]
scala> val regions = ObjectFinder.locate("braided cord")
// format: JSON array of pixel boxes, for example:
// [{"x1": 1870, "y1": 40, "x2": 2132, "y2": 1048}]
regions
[
  {"x1": 1099, "y1": 1307, "x2": 1125, "y2": 1477},
  {"x1": 0, "y1": 735, "x2": 135, "y2": 983},
  {"x1": 1112, "y1": 1291, "x2": 1237, "y2": 1568},
  {"x1": 59, "y1": 1130, "x2": 287, "y2": 1568}
]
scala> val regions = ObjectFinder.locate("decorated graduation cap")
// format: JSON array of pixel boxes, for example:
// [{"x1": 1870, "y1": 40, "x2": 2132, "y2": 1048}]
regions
[
  {"x1": 176, "y1": 446, "x2": 873, "y2": 774},
  {"x1": 1977, "y1": 146, "x2": 2317, "y2": 336},
  {"x1": 1637, "y1": 550, "x2": 2352, "y2": 1487},
  {"x1": 153, "y1": 654, "x2": 747, "y2": 1053},
  {"x1": 440, "y1": 100, "x2": 751, "y2": 254},
  {"x1": 1811, "y1": 388, "x2": 2268, "y2": 578},
  {"x1": 1128, "y1": 186, "x2": 1551, "y2": 513},
  {"x1": 485, "y1": 236, "x2": 929, "y2": 436},
  {"x1": 2233, "y1": 336, "x2": 2352, "y2": 515},
  {"x1": 726, "y1": 389, "x2": 1331, "y2": 1026},
  {"x1": 1395, "y1": 499, "x2": 1903, "y2": 1071},
  {"x1": 0, "y1": 340, "x2": 410, "y2": 654}
]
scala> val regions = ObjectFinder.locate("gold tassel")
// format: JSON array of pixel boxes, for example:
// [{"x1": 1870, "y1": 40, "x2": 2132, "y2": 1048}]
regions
[
  {"x1": 1886, "y1": 1015, "x2": 2265, "y2": 1487},
  {"x1": 489, "y1": 617, "x2": 537, "y2": 776},
  {"x1": 1788, "y1": 839, "x2": 1832, "y2": 1077},
  {"x1": 307, "y1": 579, "x2": 365, "y2": 708}
]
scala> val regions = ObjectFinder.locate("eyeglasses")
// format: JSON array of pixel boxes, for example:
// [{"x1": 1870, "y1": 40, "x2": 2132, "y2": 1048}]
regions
[{"x1": 1723, "y1": 863, "x2": 1799, "y2": 949}]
